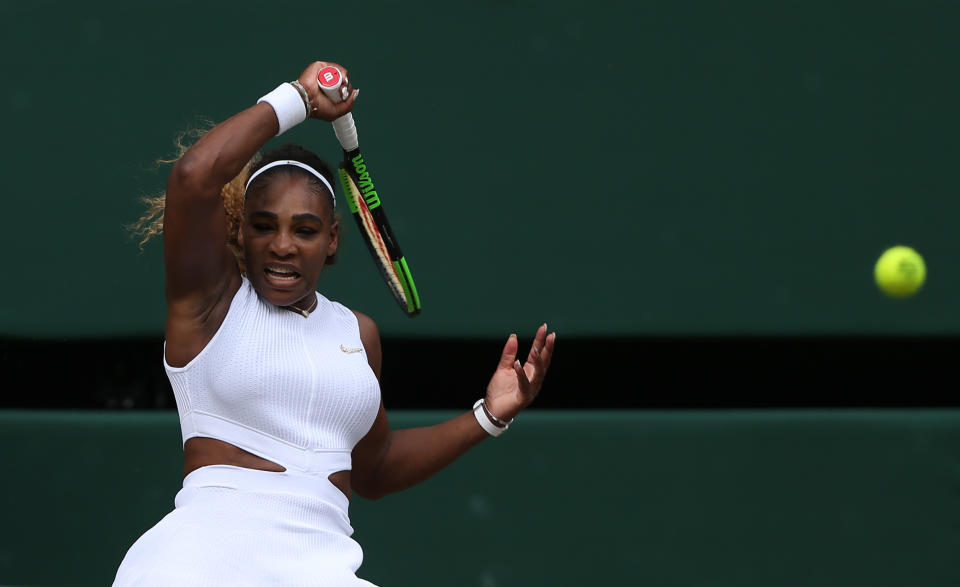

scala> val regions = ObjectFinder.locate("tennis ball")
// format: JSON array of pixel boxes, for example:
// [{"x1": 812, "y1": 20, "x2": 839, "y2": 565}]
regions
[{"x1": 874, "y1": 245, "x2": 926, "y2": 298}]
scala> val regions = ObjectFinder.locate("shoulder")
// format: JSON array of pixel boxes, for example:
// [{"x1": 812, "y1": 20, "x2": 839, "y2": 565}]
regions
[
  {"x1": 350, "y1": 309, "x2": 380, "y2": 350},
  {"x1": 320, "y1": 296, "x2": 380, "y2": 355},
  {"x1": 351, "y1": 309, "x2": 382, "y2": 380}
]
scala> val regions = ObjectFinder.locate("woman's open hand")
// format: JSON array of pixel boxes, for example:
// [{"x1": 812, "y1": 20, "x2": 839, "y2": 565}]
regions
[{"x1": 483, "y1": 324, "x2": 556, "y2": 423}]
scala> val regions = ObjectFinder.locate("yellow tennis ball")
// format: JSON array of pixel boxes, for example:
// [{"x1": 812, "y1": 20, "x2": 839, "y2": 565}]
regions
[{"x1": 874, "y1": 245, "x2": 926, "y2": 298}]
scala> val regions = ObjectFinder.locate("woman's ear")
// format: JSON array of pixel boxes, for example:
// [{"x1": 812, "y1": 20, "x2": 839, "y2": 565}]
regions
[
  {"x1": 325, "y1": 218, "x2": 341, "y2": 266},
  {"x1": 327, "y1": 218, "x2": 340, "y2": 257}
]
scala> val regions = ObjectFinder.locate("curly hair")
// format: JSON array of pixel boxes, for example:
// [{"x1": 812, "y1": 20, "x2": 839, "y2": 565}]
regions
[{"x1": 128, "y1": 126, "x2": 342, "y2": 272}]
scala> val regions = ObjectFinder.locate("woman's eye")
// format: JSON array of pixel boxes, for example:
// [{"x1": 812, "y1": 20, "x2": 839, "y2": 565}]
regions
[
  {"x1": 252, "y1": 224, "x2": 273, "y2": 232},
  {"x1": 297, "y1": 227, "x2": 318, "y2": 236}
]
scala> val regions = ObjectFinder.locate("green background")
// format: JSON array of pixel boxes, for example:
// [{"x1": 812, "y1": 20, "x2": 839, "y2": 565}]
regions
[
  {"x1": 1, "y1": 1, "x2": 958, "y2": 338},
  {"x1": 3, "y1": 409, "x2": 959, "y2": 586}
]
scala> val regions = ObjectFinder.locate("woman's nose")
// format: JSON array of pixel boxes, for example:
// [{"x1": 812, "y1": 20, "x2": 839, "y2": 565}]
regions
[{"x1": 269, "y1": 231, "x2": 296, "y2": 257}]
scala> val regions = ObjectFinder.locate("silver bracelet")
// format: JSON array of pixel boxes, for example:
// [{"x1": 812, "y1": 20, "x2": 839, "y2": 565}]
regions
[
  {"x1": 482, "y1": 400, "x2": 513, "y2": 427},
  {"x1": 472, "y1": 398, "x2": 513, "y2": 437},
  {"x1": 289, "y1": 80, "x2": 312, "y2": 116}
]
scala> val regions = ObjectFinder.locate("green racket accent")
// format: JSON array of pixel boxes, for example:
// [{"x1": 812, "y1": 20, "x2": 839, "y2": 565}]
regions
[
  {"x1": 396, "y1": 257, "x2": 420, "y2": 313},
  {"x1": 337, "y1": 159, "x2": 421, "y2": 317},
  {"x1": 392, "y1": 257, "x2": 421, "y2": 315},
  {"x1": 340, "y1": 168, "x2": 360, "y2": 213},
  {"x1": 349, "y1": 153, "x2": 381, "y2": 211}
]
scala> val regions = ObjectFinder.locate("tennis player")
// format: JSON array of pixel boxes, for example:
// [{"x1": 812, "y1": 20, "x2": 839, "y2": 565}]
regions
[{"x1": 112, "y1": 59, "x2": 556, "y2": 585}]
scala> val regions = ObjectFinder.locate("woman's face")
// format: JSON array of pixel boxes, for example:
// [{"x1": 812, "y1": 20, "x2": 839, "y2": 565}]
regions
[{"x1": 240, "y1": 173, "x2": 338, "y2": 308}]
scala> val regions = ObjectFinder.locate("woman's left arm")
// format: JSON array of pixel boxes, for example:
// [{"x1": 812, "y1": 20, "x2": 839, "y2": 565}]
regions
[{"x1": 350, "y1": 312, "x2": 556, "y2": 501}]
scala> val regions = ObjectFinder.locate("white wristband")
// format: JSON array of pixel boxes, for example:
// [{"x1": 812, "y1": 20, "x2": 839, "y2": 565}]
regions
[
  {"x1": 257, "y1": 82, "x2": 308, "y2": 136},
  {"x1": 473, "y1": 399, "x2": 510, "y2": 437}
]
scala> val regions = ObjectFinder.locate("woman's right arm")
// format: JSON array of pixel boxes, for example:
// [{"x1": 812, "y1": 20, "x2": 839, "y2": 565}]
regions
[
  {"x1": 162, "y1": 62, "x2": 356, "y2": 365},
  {"x1": 163, "y1": 103, "x2": 280, "y2": 309},
  {"x1": 162, "y1": 62, "x2": 356, "y2": 345}
]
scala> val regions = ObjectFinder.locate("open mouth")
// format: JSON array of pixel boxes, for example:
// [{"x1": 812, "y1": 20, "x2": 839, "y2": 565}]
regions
[{"x1": 265, "y1": 266, "x2": 301, "y2": 281}]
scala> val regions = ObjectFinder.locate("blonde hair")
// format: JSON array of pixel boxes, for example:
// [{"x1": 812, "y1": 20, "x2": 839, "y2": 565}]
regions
[
  {"x1": 128, "y1": 123, "x2": 342, "y2": 273},
  {"x1": 128, "y1": 122, "x2": 251, "y2": 272}
]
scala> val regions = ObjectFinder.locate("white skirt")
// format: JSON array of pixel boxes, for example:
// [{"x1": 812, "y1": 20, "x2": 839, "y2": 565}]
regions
[{"x1": 113, "y1": 465, "x2": 377, "y2": 587}]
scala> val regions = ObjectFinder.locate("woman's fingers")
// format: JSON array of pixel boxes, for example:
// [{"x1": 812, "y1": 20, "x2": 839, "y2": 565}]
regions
[
  {"x1": 485, "y1": 327, "x2": 555, "y2": 419},
  {"x1": 524, "y1": 323, "x2": 547, "y2": 364},
  {"x1": 304, "y1": 60, "x2": 349, "y2": 84},
  {"x1": 497, "y1": 333, "x2": 519, "y2": 369},
  {"x1": 513, "y1": 359, "x2": 531, "y2": 396},
  {"x1": 299, "y1": 60, "x2": 357, "y2": 121},
  {"x1": 524, "y1": 325, "x2": 556, "y2": 385},
  {"x1": 539, "y1": 331, "x2": 557, "y2": 372}
]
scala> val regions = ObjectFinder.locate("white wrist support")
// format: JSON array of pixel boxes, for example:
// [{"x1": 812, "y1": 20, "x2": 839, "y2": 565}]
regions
[
  {"x1": 473, "y1": 399, "x2": 510, "y2": 437},
  {"x1": 257, "y1": 82, "x2": 308, "y2": 136}
]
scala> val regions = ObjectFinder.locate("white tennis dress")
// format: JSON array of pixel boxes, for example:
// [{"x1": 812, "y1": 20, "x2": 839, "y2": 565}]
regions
[{"x1": 113, "y1": 276, "x2": 382, "y2": 586}]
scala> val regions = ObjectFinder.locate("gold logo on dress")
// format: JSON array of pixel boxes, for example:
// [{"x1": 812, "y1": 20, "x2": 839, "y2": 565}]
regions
[{"x1": 340, "y1": 344, "x2": 363, "y2": 354}]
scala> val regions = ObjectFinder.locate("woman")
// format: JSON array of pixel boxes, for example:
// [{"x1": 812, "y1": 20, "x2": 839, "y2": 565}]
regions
[{"x1": 114, "y1": 60, "x2": 556, "y2": 586}]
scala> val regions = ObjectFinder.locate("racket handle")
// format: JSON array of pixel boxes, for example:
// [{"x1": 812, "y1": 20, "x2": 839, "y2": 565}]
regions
[{"x1": 317, "y1": 65, "x2": 359, "y2": 152}]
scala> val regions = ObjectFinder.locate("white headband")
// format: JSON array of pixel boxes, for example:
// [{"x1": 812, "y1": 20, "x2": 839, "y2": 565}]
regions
[{"x1": 244, "y1": 159, "x2": 335, "y2": 208}]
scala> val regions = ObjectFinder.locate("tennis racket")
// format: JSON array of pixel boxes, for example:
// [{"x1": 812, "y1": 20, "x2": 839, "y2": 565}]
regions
[{"x1": 318, "y1": 65, "x2": 421, "y2": 317}]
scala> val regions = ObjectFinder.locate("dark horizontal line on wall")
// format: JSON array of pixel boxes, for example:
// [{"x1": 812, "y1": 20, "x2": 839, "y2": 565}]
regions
[{"x1": 1, "y1": 336, "x2": 957, "y2": 410}]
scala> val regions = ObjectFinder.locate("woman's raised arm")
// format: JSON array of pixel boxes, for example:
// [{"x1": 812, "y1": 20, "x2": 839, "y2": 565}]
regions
[
  {"x1": 164, "y1": 61, "x2": 356, "y2": 305},
  {"x1": 161, "y1": 61, "x2": 356, "y2": 365},
  {"x1": 162, "y1": 103, "x2": 280, "y2": 307}
]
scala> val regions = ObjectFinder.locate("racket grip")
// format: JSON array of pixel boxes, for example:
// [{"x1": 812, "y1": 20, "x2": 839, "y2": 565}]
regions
[
  {"x1": 318, "y1": 66, "x2": 359, "y2": 152},
  {"x1": 331, "y1": 115, "x2": 358, "y2": 152}
]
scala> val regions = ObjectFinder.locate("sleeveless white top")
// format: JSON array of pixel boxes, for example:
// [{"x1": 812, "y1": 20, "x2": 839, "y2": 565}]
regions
[{"x1": 164, "y1": 276, "x2": 381, "y2": 475}]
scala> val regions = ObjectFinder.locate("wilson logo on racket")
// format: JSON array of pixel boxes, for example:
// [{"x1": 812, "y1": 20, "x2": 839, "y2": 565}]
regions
[{"x1": 350, "y1": 154, "x2": 380, "y2": 210}]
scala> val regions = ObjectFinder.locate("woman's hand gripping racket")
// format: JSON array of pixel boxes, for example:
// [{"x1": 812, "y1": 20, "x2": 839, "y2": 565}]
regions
[{"x1": 318, "y1": 66, "x2": 421, "y2": 317}]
